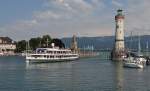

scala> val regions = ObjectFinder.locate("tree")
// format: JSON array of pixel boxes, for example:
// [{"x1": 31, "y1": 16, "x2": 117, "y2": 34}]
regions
[
  {"x1": 15, "y1": 40, "x2": 27, "y2": 53},
  {"x1": 29, "y1": 37, "x2": 41, "y2": 50},
  {"x1": 51, "y1": 38, "x2": 65, "y2": 48},
  {"x1": 41, "y1": 35, "x2": 52, "y2": 47},
  {"x1": 15, "y1": 35, "x2": 53, "y2": 52}
]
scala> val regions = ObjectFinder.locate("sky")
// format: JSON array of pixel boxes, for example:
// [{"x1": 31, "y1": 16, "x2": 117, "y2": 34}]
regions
[{"x1": 0, "y1": 0, "x2": 150, "y2": 41}]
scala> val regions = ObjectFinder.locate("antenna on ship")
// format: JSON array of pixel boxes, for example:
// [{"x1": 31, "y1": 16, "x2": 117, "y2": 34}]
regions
[
  {"x1": 129, "y1": 31, "x2": 133, "y2": 51},
  {"x1": 26, "y1": 41, "x2": 28, "y2": 56},
  {"x1": 26, "y1": 41, "x2": 30, "y2": 54},
  {"x1": 46, "y1": 38, "x2": 49, "y2": 48},
  {"x1": 146, "y1": 41, "x2": 149, "y2": 56},
  {"x1": 138, "y1": 34, "x2": 141, "y2": 55},
  {"x1": 26, "y1": 40, "x2": 30, "y2": 63},
  {"x1": 39, "y1": 40, "x2": 41, "y2": 48}
]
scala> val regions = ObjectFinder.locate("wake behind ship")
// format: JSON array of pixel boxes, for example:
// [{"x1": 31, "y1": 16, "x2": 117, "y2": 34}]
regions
[{"x1": 26, "y1": 43, "x2": 79, "y2": 63}]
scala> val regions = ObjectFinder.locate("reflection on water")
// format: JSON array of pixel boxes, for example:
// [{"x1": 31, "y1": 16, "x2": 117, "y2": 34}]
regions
[
  {"x1": 26, "y1": 62, "x2": 73, "y2": 70},
  {"x1": 113, "y1": 62, "x2": 124, "y2": 91},
  {"x1": 113, "y1": 61, "x2": 147, "y2": 91},
  {"x1": 0, "y1": 57, "x2": 150, "y2": 91},
  {"x1": 25, "y1": 62, "x2": 74, "y2": 91}
]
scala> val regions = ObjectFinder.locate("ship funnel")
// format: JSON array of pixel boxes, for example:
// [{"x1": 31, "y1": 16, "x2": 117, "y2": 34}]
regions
[{"x1": 51, "y1": 43, "x2": 55, "y2": 48}]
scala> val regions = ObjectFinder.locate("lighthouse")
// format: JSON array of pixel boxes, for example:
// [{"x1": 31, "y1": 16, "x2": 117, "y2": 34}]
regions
[
  {"x1": 115, "y1": 9, "x2": 125, "y2": 50},
  {"x1": 112, "y1": 9, "x2": 126, "y2": 61}
]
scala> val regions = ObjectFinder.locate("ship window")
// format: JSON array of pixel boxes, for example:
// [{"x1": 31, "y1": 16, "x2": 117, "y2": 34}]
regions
[{"x1": 116, "y1": 25, "x2": 119, "y2": 28}]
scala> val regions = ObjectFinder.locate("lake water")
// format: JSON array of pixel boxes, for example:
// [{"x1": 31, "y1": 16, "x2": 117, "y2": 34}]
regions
[{"x1": 0, "y1": 56, "x2": 150, "y2": 91}]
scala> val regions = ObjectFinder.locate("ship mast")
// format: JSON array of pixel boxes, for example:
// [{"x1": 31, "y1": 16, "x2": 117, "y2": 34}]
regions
[
  {"x1": 146, "y1": 41, "x2": 149, "y2": 56},
  {"x1": 138, "y1": 35, "x2": 141, "y2": 55},
  {"x1": 46, "y1": 38, "x2": 49, "y2": 48}
]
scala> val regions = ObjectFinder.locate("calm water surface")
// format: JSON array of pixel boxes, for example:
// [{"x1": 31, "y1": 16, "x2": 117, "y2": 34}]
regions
[{"x1": 0, "y1": 56, "x2": 150, "y2": 91}]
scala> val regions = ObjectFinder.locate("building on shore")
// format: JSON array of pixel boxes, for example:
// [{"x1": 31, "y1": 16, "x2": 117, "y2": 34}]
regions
[
  {"x1": 111, "y1": 9, "x2": 126, "y2": 61},
  {"x1": 0, "y1": 37, "x2": 16, "y2": 55}
]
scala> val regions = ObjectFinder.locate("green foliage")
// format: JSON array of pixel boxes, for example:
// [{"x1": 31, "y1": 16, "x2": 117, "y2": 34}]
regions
[
  {"x1": 15, "y1": 35, "x2": 65, "y2": 53},
  {"x1": 15, "y1": 40, "x2": 27, "y2": 53},
  {"x1": 51, "y1": 38, "x2": 65, "y2": 48},
  {"x1": 29, "y1": 37, "x2": 41, "y2": 50},
  {"x1": 41, "y1": 35, "x2": 52, "y2": 47}
]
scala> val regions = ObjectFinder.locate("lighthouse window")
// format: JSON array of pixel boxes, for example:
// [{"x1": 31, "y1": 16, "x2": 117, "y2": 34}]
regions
[
  {"x1": 120, "y1": 31, "x2": 121, "y2": 34},
  {"x1": 116, "y1": 25, "x2": 119, "y2": 28}
]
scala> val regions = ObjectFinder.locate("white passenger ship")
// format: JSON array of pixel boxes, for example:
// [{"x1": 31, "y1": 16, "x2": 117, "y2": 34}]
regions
[{"x1": 26, "y1": 43, "x2": 79, "y2": 63}]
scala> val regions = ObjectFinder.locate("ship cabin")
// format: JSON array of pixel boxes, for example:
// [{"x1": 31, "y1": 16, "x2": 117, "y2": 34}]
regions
[{"x1": 35, "y1": 48, "x2": 73, "y2": 54}]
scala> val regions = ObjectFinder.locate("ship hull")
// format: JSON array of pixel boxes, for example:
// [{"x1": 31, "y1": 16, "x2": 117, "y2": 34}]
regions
[
  {"x1": 123, "y1": 63, "x2": 143, "y2": 68},
  {"x1": 26, "y1": 57, "x2": 79, "y2": 63}
]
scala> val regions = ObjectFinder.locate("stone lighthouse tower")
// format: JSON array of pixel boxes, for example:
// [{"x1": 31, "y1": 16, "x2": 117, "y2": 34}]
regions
[{"x1": 112, "y1": 9, "x2": 126, "y2": 61}]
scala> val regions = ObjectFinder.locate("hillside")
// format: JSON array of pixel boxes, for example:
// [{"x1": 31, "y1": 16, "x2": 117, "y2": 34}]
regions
[{"x1": 62, "y1": 35, "x2": 150, "y2": 51}]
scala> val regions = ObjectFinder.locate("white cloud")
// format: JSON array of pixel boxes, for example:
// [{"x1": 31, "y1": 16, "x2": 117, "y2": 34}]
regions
[
  {"x1": 125, "y1": 0, "x2": 150, "y2": 35},
  {"x1": 34, "y1": 11, "x2": 61, "y2": 20},
  {"x1": 112, "y1": 0, "x2": 123, "y2": 7},
  {"x1": 0, "y1": 0, "x2": 114, "y2": 40},
  {"x1": 1, "y1": 0, "x2": 150, "y2": 40}
]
